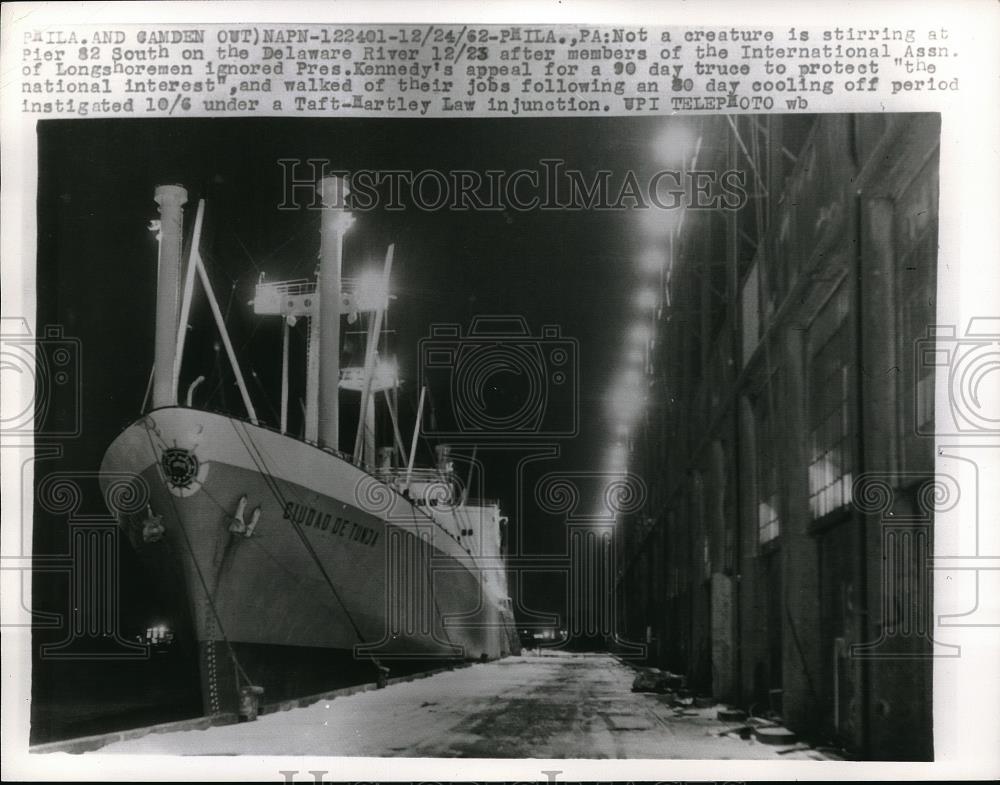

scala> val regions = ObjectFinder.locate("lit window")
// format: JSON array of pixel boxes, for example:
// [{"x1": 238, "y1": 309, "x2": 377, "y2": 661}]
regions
[
  {"x1": 755, "y1": 391, "x2": 781, "y2": 545},
  {"x1": 808, "y1": 288, "x2": 854, "y2": 519},
  {"x1": 758, "y1": 493, "x2": 780, "y2": 544},
  {"x1": 897, "y1": 194, "x2": 937, "y2": 471}
]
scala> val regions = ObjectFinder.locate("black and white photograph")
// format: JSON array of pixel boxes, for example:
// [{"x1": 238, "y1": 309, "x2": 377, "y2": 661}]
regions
[
  {"x1": 2, "y1": 4, "x2": 999, "y2": 782},
  {"x1": 24, "y1": 111, "x2": 940, "y2": 761}
]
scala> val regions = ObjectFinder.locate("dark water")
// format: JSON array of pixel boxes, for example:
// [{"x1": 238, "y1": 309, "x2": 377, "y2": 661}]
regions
[
  {"x1": 30, "y1": 646, "x2": 203, "y2": 745},
  {"x1": 30, "y1": 633, "x2": 454, "y2": 745},
  {"x1": 27, "y1": 533, "x2": 455, "y2": 744}
]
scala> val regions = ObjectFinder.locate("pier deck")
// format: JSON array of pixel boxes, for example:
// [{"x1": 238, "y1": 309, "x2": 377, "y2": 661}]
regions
[{"x1": 91, "y1": 652, "x2": 818, "y2": 758}]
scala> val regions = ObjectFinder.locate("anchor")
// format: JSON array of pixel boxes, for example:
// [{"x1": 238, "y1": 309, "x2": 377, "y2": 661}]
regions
[
  {"x1": 228, "y1": 495, "x2": 261, "y2": 538},
  {"x1": 141, "y1": 505, "x2": 165, "y2": 543}
]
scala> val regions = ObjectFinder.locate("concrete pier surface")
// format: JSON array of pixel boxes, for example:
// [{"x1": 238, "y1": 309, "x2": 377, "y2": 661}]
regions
[{"x1": 98, "y1": 652, "x2": 817, "y2": 758}]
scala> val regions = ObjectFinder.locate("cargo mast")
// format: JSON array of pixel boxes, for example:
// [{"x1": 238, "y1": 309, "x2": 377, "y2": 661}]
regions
[
  {"x1": 151, "y1": 185, "x2": 188, "y2": 408},
  {"x1": 317, "y1": 176, "x2": 354, "y2": 452}
]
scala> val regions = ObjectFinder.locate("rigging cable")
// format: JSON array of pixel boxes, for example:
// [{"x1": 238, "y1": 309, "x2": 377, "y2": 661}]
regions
[
  {"x1": 248, "y1": 366, "x2": 281, "y2": 424},
  {"x1": 140, "y1": 366, "x2": 154, "y2": 413},
  {"x1": 227, "y1": 418, "x2": 371, "y2": 648},
  {"x1": 139, "y1": 421, "x2": 254, "y2": 694},
  {"x1": 234, "y1": 413, "x2": 472, "y2": 660}
]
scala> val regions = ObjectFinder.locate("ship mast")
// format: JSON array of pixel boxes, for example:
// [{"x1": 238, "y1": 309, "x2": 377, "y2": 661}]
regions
[
  {"x1": 253, "y1": 177, "x2": 396, "y2": 464},
  {"x1": 157, "y1": 176, "x2": 396, "y2": 466},
  {"x1": 151, "y1": 185, "x2": 188, "y2": 408},
  {"x1": 352, "y1": 245, "x2": 394, "y2": 466},
  {"x1": 151, "y1": 184, "x2": 257, "y2": 423},
  {"x1": 316, "y1": 176, "x2": 354, "y2": 452}
]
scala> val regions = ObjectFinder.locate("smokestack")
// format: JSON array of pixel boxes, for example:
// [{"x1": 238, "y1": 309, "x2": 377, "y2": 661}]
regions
[
  {"x1": 317, "y1": 176, "x2": 353, "y2": 451},
  {"x1": 152, "y1": 185, "x2": 188, "y2": 409}
]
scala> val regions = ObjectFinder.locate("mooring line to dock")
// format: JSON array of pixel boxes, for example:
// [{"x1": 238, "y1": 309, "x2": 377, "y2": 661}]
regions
[
  {"x1": 29, "y1": 658, "x2": 479, "y2": 755},
  {"x1": 140, "y1": 421, "x2": 255, "y2": 696}
]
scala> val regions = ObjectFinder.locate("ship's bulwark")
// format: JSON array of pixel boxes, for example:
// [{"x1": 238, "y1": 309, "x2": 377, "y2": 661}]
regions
[{"x1": 99, "y1": 407, "x2": 519, "y2": 715}]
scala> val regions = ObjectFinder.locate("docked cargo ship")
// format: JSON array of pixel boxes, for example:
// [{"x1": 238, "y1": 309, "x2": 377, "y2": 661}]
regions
[{"x1": 99, "y1": 178, "x2": 520, "y2": 715}]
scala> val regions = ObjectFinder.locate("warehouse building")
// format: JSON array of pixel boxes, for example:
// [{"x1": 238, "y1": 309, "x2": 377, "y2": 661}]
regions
[{"x1": 614, "y1": 113, "x2": 940, "y2": 760}]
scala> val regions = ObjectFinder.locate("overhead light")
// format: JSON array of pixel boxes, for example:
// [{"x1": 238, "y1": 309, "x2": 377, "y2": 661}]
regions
[
  {"x1": 621, "y1": 368, "x2": 642, "y2": 387},
  {"x1": 639, "y1": 205, "x2": 678, "y2": 239},
  {"x1": 353, "y1": 269, "x2": 388, "y2": 311},
  {"x1": 610, "y1": 385, "x2": 646, "y2": 420},
  {"x1": 639, "y1": 248, "x2": 664, "y2": 273},
  {"x1": 629, "y1": 323, "x2": 652, "y2": 345},
  {"x1": 635, "y1": 288, "x2": 657, "y2": 310},
  {"x1": 376, "y1": 357, "x2": 398, "y2": 385},
  {"x1": 608, "y1": 443, "x2": 628, "y2": 470},
  {"x1": 653, "y1": 122, "x2": 698, "y2": 167}
]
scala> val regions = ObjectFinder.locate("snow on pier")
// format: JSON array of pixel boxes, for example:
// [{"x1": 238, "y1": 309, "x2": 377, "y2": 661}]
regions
[{"x1": 92, "y1": 652, "x2": 818, "y2": 758}]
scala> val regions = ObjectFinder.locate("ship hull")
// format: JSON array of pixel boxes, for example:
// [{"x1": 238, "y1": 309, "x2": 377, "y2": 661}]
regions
[{"x1": 99, "y1": 407, "x2": 519, "y2": 714}]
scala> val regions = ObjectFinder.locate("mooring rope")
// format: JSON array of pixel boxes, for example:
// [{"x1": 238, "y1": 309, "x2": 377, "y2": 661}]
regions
[{"x1": 140, "y1": 420, "x2": 254, "y2": 693}]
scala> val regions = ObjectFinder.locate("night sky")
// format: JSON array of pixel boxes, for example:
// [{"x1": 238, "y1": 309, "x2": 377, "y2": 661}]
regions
[{"x1": 34, "y1": 116, "x2": 682, "y2": 634}]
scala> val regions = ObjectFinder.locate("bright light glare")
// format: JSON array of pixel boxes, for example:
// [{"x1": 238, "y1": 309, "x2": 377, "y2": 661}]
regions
[
  {"x1": 353, "y1": 269, "x2": 388, "y2": 310},
  {"x1": 639, "y1": 205, "x2": 680, "y2": 239},
  {"x1": 639, "y1": 248, "x2": 664, "y2": 273},
  {"x1": 608, "y1": 442, "x2": 628, "y2": 468},
  {"x1": 610, "y1": 385, "x2": 646, "y2": 420},
  {"x1": 635, "y1": 288, "x2": 657, "y2": 310},
  {"x1": 375, "y1": 357, "x2": 398, "y2": 385},
  {"x1": 621, "y1": 368, "x2": 642, "y2": 388},
  {"x1": 629, "y1": 323, "x2": 652, "y2": 345},
  {"x1": 653, "y1": 123, "x2": 698, "y2": 167}
]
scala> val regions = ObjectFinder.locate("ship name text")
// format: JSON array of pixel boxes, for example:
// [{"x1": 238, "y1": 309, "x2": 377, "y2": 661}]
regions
[{"x1": 283, "y1": 502, "x2": 379, "y2": 547}]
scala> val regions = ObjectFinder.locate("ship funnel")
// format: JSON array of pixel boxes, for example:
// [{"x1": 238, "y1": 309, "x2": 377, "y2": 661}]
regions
[
  {"x1": 152, "y1": 184, "x2": 188, "y2": 408},
  {"x1": 317, "y1": 176, "x2": 353, "y2": 451}
]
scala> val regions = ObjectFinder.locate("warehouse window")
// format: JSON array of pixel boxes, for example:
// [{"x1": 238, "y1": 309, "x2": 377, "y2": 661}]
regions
[
  {"x1": 808, "y1": 285, "x2": 854, "y2": 519},
  {"x1": 895, "y1": 158, "x2": 938, "y2": 474},
  {"x1": 757, "y1": 472, "x2": 780, "y2": 544},
  {"x1": 755, "y1": 390, "x2": 781, "y2": 545},
  {"x1": 903, "y1": 250, "x2": 936, "y2": 447}
]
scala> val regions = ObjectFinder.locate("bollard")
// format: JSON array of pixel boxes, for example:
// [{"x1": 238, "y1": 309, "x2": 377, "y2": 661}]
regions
[{"x1": 238, "y1": 685, "x2": 265, "y2": 721}]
